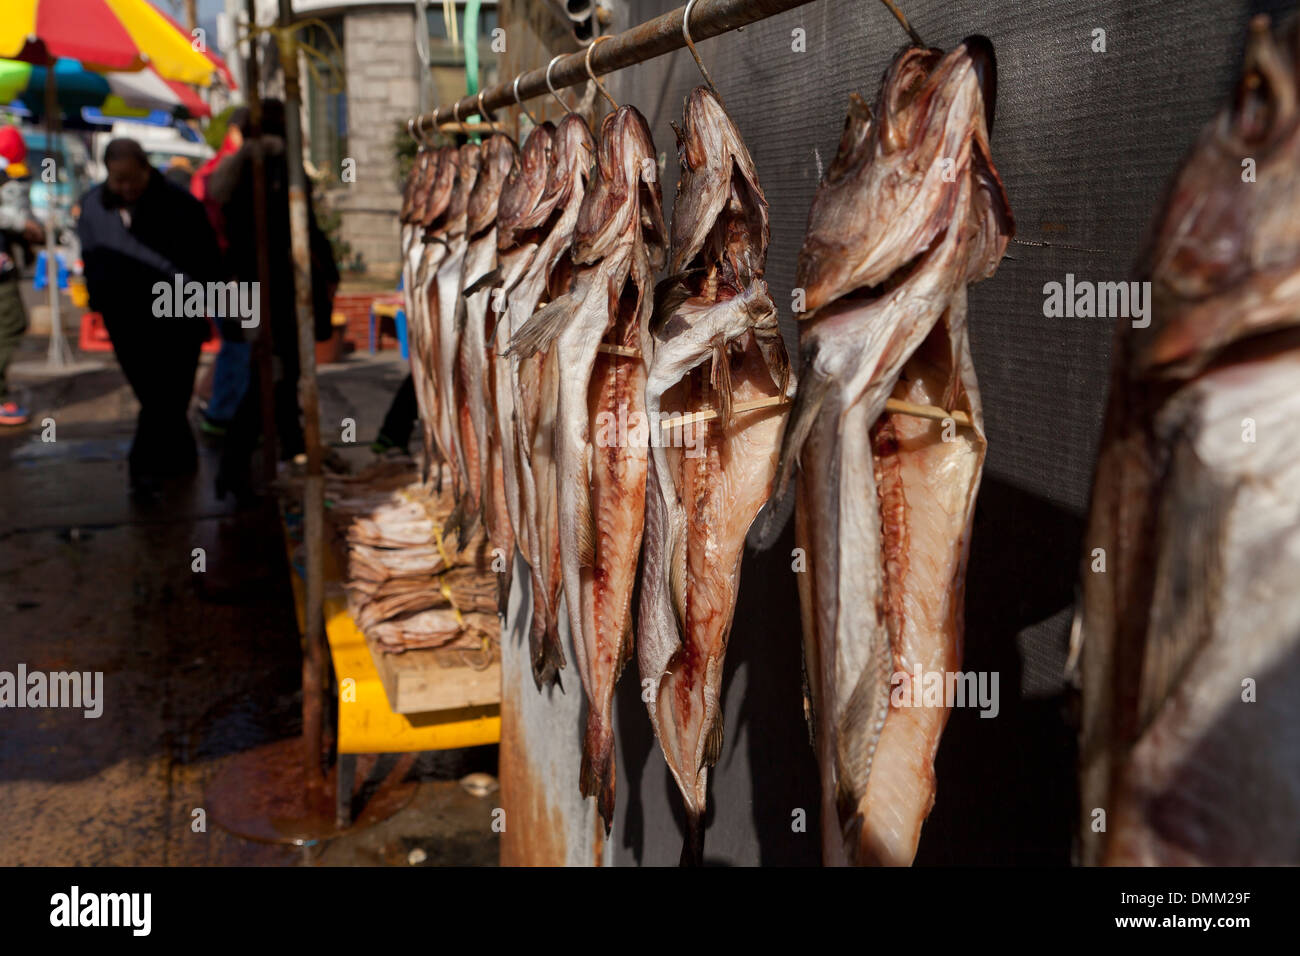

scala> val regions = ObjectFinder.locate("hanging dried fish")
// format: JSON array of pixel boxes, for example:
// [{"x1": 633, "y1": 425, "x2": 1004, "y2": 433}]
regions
[
  {"x1": 1074, "y1": 14, "x2": 1300, "y2": 866},
  {"x1": 451, "y1": 134, "x2": 518, "y2": 606},
  {"x1": 638, "y1": 87, "x2": 792, "y2": 864},
  {"x1": 768, "y1": 38, "x2": 1012, "y2": 866},
  {"x1": 512, "y1": 105, "x2": 666, "y2": 827},
  {"x1": 506, "y1": 115, "x2": 596, "y2": 689}
]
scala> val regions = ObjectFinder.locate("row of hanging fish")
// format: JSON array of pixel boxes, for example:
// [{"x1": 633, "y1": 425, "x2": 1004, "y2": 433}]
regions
[{"x1": 397, "y1": 34, "x2": 1012, "y2": 865}]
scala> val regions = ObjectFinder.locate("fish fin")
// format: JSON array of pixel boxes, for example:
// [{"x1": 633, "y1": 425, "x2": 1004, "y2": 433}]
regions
[
  {"x1": 834, "y1": 634, "x2": 892, "y2": 832},
  {"x1": 702, "y1": 709, "x2": 725, "y2": 769},
  {"x1": 751, "y1": 358, "x2": 832, "y2": 550},
  {"x1": 462, "y1": 266, "x2": 502, "y2": 298},
  {"x1": 575, "y1": 472, "x2": 596, "y2": 568},
  {"x1": 508, "y1": 291, "x2": 575, "y2": 357},
  {"x1": 579, "y1": 714, "x2": 616, "y2": 833},
  {"x1": 710, "y1": 343, "x2": 733, "y2": 428},
  {"x1": 668, "y1": 523, "x2": 688, "y2": 642}
]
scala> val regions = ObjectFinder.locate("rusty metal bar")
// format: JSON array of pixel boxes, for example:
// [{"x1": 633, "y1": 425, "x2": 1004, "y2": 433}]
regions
[
  {"x1": 412, "y1": 0, "x2": 821, "y2": 129},
  {"x1": 277, "y1": 0, "x2": 326, "y2": 792}
]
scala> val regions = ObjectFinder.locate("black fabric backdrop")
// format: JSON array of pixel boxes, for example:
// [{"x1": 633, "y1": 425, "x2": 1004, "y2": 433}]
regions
[{"x1": 512, "y1": 0, "x2": 1299, "y2": 866}]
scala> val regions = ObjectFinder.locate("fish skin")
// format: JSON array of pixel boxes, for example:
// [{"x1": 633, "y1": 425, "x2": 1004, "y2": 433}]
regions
[
  {"x1": 410, "y1": 147, "x2": 457, "y2": 483},
  {"x1": 452, "y1": 134, "x2": 517, "y2": 606},
  {"x1": 772, "y1": 39, "x2": 1011, "y2": 866},
  {"x1": 1075, "y1": 14, "x2": 1300, "y2": 866},
  {"x1": 432, "y1": 144, "x2": 482, "y2": 528},
  {"x1": 509, "y1": 115, "x2": 596, "y2": 689},
  {"x1": 637, "y1": 87, "x2": 792, "y2": 865},
  {"x1": 512, "y1": 109, "x2": 666, "y2": 823},
  {"x1": 491, "y1": 124, "x2": 556, "y2": 611}
]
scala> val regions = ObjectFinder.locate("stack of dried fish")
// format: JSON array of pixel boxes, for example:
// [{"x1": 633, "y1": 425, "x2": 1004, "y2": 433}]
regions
[
  {"x1": 769, "y1": 38, "x2": 1012, "y2": 866},
  {"x1": 324, "y1": 466, "x2": 498, "y2": 656}
]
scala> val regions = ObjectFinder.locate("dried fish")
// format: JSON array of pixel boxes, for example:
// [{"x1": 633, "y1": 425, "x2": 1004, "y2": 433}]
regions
[
  {"x1": 513, "y1": 106, "x2": 666, "y2": 827},
  {"x1": 638, "y1": 87, "x2": 792, "y2": 864},
  {"x1": 770, "y1": 38, "x2": 1012, "y2": 866},
  {"x1": 1075, "y1": 14, "x2": 1300, "y2": 865}
]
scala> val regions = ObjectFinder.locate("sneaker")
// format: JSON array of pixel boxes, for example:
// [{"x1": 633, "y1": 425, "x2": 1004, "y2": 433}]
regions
[{"x1": 0, "y1": 401, "x2": 30, "y2": 426}]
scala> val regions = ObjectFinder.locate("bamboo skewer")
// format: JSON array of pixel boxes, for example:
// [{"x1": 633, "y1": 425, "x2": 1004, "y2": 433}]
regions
[{"x1": 657, "y1": 396, "x2": 973, "y2": 431}]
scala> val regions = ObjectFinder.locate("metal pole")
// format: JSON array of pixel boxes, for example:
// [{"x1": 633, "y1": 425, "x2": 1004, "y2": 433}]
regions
[
  {"x1": 412, "y1": 0, "x2": 820, "y2": 125},
  {"x1": 276, "y1": 0, "x2": 325, "y2": 792},
  {"x1": 43, "y1": 69, "x2": 68, "y2": 368},
  {"x1": 246, "y1": 0, "x2": 278, "y2": 485}
]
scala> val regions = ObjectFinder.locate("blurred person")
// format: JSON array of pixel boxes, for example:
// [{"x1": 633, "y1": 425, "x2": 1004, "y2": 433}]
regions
[
  {"x1": 77, "y1": 138, "x2": 221, "y2": 497},
  {"x1": 208, "y1": 99, "x2": 338, "y2": 499},
  {"x1": 192, "y1": 107, "x2": 249, "y2": 438},
  {"x1": 164, "y1": 155, "x2": 194, "y2": 189},
  {"x1": 0, "y1": 125, "x2": 42, "y2": 427}
]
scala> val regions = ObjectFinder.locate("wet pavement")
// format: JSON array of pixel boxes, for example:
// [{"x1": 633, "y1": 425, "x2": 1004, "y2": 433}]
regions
[{"x1": 0, "y1": 333, "x2": 499, "y2": 865}]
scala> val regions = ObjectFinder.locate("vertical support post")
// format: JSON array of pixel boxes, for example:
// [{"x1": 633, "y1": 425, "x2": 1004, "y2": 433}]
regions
[
  {"x1": 276, "y1": 0, "x2": 326, "y2": 794},
  {"x1": 246, "y1": 0, "x2": 278, "y2": 485}
]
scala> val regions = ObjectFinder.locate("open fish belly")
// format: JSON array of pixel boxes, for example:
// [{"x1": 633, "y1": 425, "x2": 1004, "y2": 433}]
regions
[
  {"x1": 454, "y1": 232, "x2": 497, "y2": 528},
  {"x1": 1090, "y1": 352, "x2": 1300, "y2": 865},
  {"x1": 577, "y1": 349, "x2": 648, "y2": 818},
  {"x1": 857, "y1": 342, "x2": 983, "y2": 866},
  {"x1": 435, "y1": 241, "x2": 468, "y2": 496},
  {"x1": 648, "y1": 340, "x2": 786, "y2": 823}
]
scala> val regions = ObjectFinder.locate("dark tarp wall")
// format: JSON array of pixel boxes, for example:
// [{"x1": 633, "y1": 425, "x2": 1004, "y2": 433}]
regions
[{"x1": 503, "y1": 0, "x2": 1298, "y2": 866}]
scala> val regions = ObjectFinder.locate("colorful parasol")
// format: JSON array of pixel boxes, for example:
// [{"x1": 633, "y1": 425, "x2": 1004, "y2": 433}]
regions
[
  {"x1": 0, "y1": 57, "x2": 210, "y2": 118},
  {"x1": 0, "y1": 0, "x2": 218, "y2": 83}
]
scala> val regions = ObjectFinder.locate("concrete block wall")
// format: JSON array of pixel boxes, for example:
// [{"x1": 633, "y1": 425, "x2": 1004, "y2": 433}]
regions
[{"x1": 332, "y1": 6, "x2": 420, "y2": 275}]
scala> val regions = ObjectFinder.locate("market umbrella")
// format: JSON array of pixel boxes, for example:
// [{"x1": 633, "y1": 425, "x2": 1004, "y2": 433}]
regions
[
  {"x1": 0, "y1": 0, "x2": 222, "y2": 365},
  {"x1": 0, "y1": 57, "x2": 211, "y2": 118}
]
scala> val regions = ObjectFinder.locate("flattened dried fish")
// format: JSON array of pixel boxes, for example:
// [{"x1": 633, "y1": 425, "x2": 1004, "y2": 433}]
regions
[
  {"x1": 638, "y1": 87, "x2": 792, "y2": 864},
  {"x1": 772, "y1": 39, "x2": 1012, "y2": 866},
  {"x1": 507, "y1": 115, "x2": 596, "y2": 689},
  {"x1": 1075, "y1": 14, "x2": 1300, "y2": 866},
  {"x1": 513, "y1": 106, "x2": 666, "y2": 827}
]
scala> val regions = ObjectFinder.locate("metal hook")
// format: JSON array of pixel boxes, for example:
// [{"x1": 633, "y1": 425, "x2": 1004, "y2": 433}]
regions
[
  {"x1": 408, "y1": 116, "x2": 423, "y2": 147},
  {"x1": 452, "y1": 99, "x2": 464, "y2": 132},
  {"x1": 419, "y1": 109, "x2": 438, "y2": 145},
  {"x1": 513, "y1": 74, "x2": 540, "y2": 127},
  {"x1": 585, "y1": 36, "x2": 617, "y2": 110},
  {"x1": 477, "y1": 90, "x2": 493, "y2": 125},
  {"x1": 546, "y1": 54, "x2": 572, "y2": 115},
  {"x1": 878, "y1": 0, "x2": 924, "y2": 47},
  {"x1": 683, "y1": 0, "x2": 724, "y2": 105}
]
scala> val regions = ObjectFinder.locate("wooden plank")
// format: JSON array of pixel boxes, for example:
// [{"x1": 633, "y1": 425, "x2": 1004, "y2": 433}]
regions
[{"x1": 362, "y1": 627, "x2": 501, "y2": 715}]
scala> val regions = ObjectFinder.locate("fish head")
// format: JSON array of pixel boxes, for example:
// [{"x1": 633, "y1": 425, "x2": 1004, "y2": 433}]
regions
[
  {"x1": 796, "y1": 37, "x2": 1011, "y2": 313},
  {"x1": 467, "y1": 134, "x2": 519, "y2": 236},
  {"x1": 401, "y1": 148, "x2": 432, "y2": 223},
  {"x1": 1135, "y1": 14, "x2": 1300, "y2": 377},
  {"x1": 575, "y1": 106, "x2": 664, "y2": 265},
  {"x1": 668, "y1": 86, "x2": 770, "y2": 289},
  {"x1": 442, "y1": 143, "x2": 484, "y2": 234},
  {"x1": 539, "y1": 113, "x2": 595, "y2": 215},
  {"x1": 497, "y1": 121, "x2": 556, "y2": 247},
  {"x1": 420, "y1": 146, "x2": 458, "y2": 228}
]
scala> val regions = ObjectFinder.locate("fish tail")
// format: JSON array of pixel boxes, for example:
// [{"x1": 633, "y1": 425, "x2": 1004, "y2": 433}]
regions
[
  {"x1": 508, "y1": 292, "x2": 576, "y2": 358},
  {"x1": 528, "y1": 602, "x2": 560, "y2": 690},
  {"x1": 680, "y1": 810, "x2": 704, "y2": 867},
  {"x1": 496, "y1": 565, "x2": 511, "y2": 618},
  {"x1": 579, "y1": 715, "x2": 616, "y2": 833}
]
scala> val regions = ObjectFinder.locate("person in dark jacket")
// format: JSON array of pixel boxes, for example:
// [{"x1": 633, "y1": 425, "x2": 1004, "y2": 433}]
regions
[
  {"x1": 208, "y1": 99, "x2": 339, "y2": 499},
  {"x1": 77, "y1": 138, "x2": 221, "y2": 496}
]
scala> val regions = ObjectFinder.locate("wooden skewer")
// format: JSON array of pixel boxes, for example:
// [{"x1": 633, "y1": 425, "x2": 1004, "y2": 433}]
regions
[
  {"x1": 658, "y1": 396, "x2": 972, "y2": 432},
  {"x1": 596, "y1": 343, "x2": 641, "y2": 358}
]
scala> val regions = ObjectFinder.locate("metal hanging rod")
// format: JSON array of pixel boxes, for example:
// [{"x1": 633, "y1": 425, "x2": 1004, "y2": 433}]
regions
[{"x1": 411, "y1": 0, "x2": 824, "y2": 132}]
